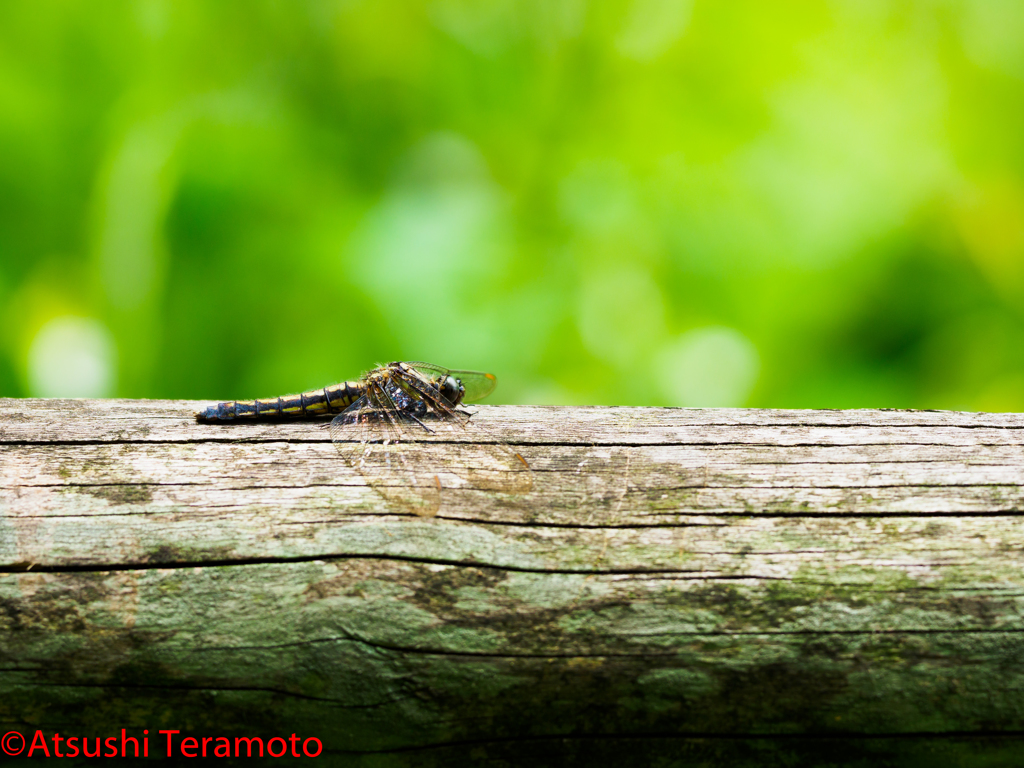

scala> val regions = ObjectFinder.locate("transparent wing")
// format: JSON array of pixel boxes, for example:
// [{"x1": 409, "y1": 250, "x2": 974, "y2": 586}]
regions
[
  {"x1": 329, "y1": 391, "x2": 442, "y2": 517},
  {"x1": 406, "y1": 361, "x2": 498, "y2": 403},
  {"x1": 388, "y1": 365, "x2": 532, "y2": 493},
  {"x1": 427, "y1": 416, "x2": 533, "y2": 496},
  {"x1": 330, "y1": 373, "x2": 531, "y2": 515}
]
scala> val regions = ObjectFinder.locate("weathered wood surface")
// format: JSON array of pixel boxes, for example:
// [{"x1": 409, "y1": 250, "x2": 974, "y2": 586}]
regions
[{"x1": 3, "y1": 399, "x2": 1024, "y2": 766}]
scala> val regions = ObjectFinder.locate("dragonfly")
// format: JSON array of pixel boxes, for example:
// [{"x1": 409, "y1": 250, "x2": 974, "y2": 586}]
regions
[{"x1": 196, "y1": 361, "x2": 532, "y2": 516}]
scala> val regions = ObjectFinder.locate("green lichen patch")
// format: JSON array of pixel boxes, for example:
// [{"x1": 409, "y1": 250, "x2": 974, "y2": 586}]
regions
[{"x1": 79, "y1": 484, "x2": 154, "y2": 505}]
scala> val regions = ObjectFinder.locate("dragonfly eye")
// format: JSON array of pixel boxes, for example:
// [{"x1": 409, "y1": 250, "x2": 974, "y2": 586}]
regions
[{"x1": 439, "y1": 375, "x2": 465, "y2": 405}]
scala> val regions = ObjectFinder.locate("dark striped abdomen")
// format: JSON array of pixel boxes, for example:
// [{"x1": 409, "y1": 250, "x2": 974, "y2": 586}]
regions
[{"x1": 195, "y1": 381, "x2": 364, "y2": 422}]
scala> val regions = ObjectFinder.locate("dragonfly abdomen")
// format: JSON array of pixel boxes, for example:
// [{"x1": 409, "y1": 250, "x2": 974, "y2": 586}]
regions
[{"x1": 195, "y1": 381, "x2": 364, "y2": 422}]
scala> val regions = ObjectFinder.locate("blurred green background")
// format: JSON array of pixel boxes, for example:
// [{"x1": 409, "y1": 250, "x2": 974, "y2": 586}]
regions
[{"x1": 1, "y1": 0, "x2": 1023, "y2": 409}]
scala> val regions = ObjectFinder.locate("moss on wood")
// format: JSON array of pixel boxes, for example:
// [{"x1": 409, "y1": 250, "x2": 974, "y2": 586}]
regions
[{"x1": 2, "y1": 401, "x2": 1024, "y2": 765}]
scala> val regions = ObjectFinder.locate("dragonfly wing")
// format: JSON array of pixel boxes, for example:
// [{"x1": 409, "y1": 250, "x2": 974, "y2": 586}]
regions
[
  {"x1": 330, "y1": 395, "x2": 442, "y2": 517},
  {"x1": 330, "y1": 367, "x2": 532, "y2": 516},
  {"x1": 406, "y1": 361, "x2": 497, "y2": 403},
  {"x1": 427, "y1": 416, "x2": 533, "y2": 495},
  {"x1": 386, "y1": 366, "x2": 532, "y2": 494},
  {"x1": 454, "y1": 371, "x2": 498, "y2": 403}
]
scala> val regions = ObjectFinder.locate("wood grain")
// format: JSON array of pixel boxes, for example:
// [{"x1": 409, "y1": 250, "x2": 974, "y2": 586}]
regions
[{"x1": 2, "y1": 398, "x2": 1024, "y2": 766}]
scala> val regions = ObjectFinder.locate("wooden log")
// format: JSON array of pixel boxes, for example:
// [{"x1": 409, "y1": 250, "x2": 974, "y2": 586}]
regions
[{"x1": 2, "y1": 399, "x2": 1024, "y2": 765}]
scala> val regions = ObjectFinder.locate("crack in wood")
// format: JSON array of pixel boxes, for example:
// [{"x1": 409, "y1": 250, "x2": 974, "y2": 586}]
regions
[{"x1": 5, "y1": 401, "x2": 1024, "y2": 753}]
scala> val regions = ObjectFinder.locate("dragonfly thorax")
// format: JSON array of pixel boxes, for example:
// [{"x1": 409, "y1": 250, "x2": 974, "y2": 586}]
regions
[{"x1": 384, "y1": 381, "x2": 428, "y2": 417}]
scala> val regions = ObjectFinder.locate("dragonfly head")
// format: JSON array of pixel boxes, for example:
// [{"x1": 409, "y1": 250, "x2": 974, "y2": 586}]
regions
[{"x1": 438, "y1": 375, "x2": 465, "y2": 406}]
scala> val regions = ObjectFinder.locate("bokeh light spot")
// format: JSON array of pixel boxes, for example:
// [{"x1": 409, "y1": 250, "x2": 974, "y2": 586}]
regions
[
  {"x1": 27, "y1": 316, "x2": 117, "y2": 398},
  {"x1": 657, "y1": 327, "x2": 759, "y2": 407}
]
